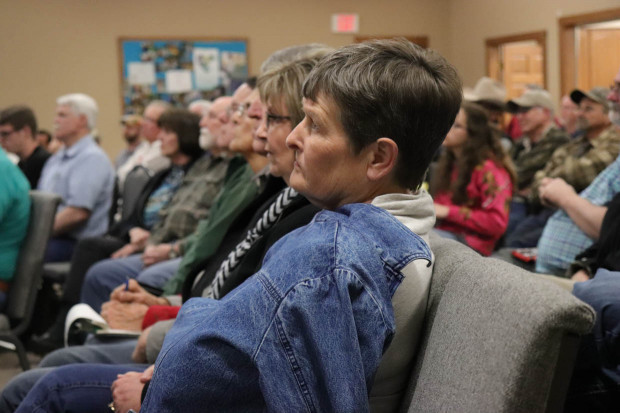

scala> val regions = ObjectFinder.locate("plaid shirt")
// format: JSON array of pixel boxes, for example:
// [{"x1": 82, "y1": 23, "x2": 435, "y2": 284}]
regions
[
  {"x1": 511, "y1": 126, "x2": 569, "y2": 191},
  {"x1": 148, "y1": 154, "x2": 229, "y2": 246},
  {"x1": 536, "y1": 154, "x2": 620, "y2": 275},
  {"x1": 530, "y1": 125, "x2": 620, "y2": 205}
]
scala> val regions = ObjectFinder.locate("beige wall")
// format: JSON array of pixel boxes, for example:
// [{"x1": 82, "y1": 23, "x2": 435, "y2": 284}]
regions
[
  {"x1": 1, "y1": 0, "x2": 619, "y2": 160},
  {"x1": 0, "y1": 0, "x2": 449, "y2": 160},
  {"x1": 448, "y1": 0, "x2": 620, "y2": 102}
]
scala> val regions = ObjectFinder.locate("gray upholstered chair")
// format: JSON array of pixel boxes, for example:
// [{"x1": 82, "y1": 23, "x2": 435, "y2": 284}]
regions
[
  {"x1": 391, "y1": 233, "x2": 595, "y2": 413},
  {"x1": 0, "y1": 191, "x2": 61, "y2": 370},
  {"x1": 120, "y1": 165, "x2": 152, "y2": 222}
]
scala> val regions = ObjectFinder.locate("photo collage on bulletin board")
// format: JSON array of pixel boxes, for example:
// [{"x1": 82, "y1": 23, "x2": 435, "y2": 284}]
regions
[{"x1": 119, "y1": 37, "x2": 248, "y2": 115}]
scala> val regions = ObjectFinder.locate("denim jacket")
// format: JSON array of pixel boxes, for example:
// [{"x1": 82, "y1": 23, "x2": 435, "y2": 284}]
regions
[{"x1": 141, "y1": 202, "x2": 432, "y2": 413}]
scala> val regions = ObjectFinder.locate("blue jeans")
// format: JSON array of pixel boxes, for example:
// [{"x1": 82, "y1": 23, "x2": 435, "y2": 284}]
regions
[
  {"x1": 504, "y1": 199, "x2": 528, "y2": 241},
  {"x1": 0, "y1": 339, "x2": 138, "y2": 411},
  {"x1": 505, "y1": 208, "x2": 554, "y2": 248},
  {"x1": 573, "y1": 268, "x2": 620, "y2": 380},
  {"x1": 14, "y1": 364, "x2": 145, "y2": 413},
  {"x1": 80, "y1": 255, "x2": 181, "y2": 312},
  {"x1": 44, "y1": 237, "x2": 77, "y2": 263}
]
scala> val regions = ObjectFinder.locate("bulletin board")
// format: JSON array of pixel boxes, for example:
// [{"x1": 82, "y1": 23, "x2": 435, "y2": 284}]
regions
[{"x1": 118, "y1": 37, "x2": 249, "y2": 115}]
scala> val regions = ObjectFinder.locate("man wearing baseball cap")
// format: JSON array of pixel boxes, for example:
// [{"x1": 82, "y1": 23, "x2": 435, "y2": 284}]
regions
[
  {"x1": 507, "y1": 89, "x2": 570, "y2": 195},
  {"x1": 505, "y1": 86, "x2": 620, "y2": 248},
  {"x1": 503, "y1": 89, "x2": 570, "y2": 242},
  {"x1": 115, "y1": 114, "x2": 144, "y2": 170}
]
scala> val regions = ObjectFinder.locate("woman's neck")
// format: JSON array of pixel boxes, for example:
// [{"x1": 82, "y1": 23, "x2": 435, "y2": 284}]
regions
[
  {"x1": 450, "y1": 146, "x2": 463, "y2": 160},
  {"x1": 243, "y1": 152, "x2": 269, "y2": 173},
  {"x1": 170, "y1": 152, "x2": 192, "y2": 166}
]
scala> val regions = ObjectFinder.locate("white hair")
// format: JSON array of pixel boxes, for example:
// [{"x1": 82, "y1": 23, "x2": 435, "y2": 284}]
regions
[
  {"x1": 56, "y1": 93, "x2": 98, "y2": 130},
  {"x1": 188, "y1": 99, "x2": 212, "y2": 117}
]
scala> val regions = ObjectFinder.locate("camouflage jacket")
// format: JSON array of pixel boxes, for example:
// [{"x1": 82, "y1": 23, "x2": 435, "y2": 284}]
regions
[
  {"x1": 530, "y1": 125, "x2": 620, "y2": 205},
  {"x1": 511, "y1": 127, "x2": 570, "y2": 191}
]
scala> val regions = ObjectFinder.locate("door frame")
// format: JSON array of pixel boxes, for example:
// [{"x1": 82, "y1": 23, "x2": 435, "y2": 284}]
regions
[
  {"x1": 485, "y1": 31, "x2": 547, "y2": 89},
  {"x1": 559, "y1": 7, "x2": 620, "y2": 96}
]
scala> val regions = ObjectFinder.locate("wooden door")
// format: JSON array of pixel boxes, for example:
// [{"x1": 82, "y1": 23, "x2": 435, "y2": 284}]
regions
[
  {"x1": 502, "y1": 41, "x2": 544, "y2": 100},
  {"x1": 486, "y1": 31, "x2": 546, "y2": 100},
  {"x1": 577, "y1": 27, "x2": 620, "y2": 90}
]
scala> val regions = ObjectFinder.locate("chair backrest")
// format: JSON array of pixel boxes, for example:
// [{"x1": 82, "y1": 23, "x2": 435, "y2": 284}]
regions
[
  {"x1": 5, "y1": 191, "x2": 61, "y2": 327},
  {"x1": 121, "y1": 165, "x2": 152, "y2": 222},
  {"x1": 398, "y1": 233, "x2": 595, "y2": 413}
]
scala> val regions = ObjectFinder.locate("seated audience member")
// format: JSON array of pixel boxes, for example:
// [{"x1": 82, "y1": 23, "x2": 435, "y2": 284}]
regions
[
  {"x1": 536, "y1": 171, "x2": 620, "y2": 276},
  {"x1": 0, "y1": 44, "x2": 330, "y2": 413},
  {"x1": 40, "y1": 129, "x2": 63, "y2": 154},
  {"x1": 79, "y1": 81, "x2": 265, "y2": 311},
  {"x1": 0, "y1": 147, "x2": 30, "y2": 311},
  {"x1": 38, "y1": 93, "x2": 115, "y2": 262},
  {"x1": 114, "y1": 114, "x2": 144, "y2": 170},
  {"x1": 536, "y1": 74, "x2": 620, "y2": 276},
  {"x1": 116, "y1": 100, "x2": 171, "y2": 189},
  {"x1": 503, "y1": 89, "x2": 569, "y2": 239},
  {"x1": 560, "y1": 183, "x2": 620, "y2": 409},
  {"x1": 559, "y1": 94, "x2": 581, "y2": 138},
  {"x1": 9, "y1": 39, "x2": 461, "y2": 413},
  {"x1": 566, "y1": 191, "x2": 620, "y2": 281},
  {"x1": 432, "y1": 102, "x2": 515, "y2": 255},
  {"x1": 0, "y1": 105, "x2": 51, "y2": 188},
  {"x1": 36, "y1": 129, "x2": 52, "y2": 151},
  {"x1": 186, "y1": 99, "x2": 214, "y2": 150},
  {"x1": 507, "y1": 86, "x2": 620, "y2": 248},
  {"x1": 463, "y1": 76, "x2": 512, "y2": 149},
  {"x1": 31, "y1": 107, "x2": 228, "y2": 351}
]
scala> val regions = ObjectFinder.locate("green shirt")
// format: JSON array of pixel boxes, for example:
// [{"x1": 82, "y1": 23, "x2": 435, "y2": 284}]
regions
[
  {"x1": 162, "y1": 156, "x2": 260, "y2": 295},
  {"x1": 0, "y1": 148, "x2": 31, "y2": 282}
]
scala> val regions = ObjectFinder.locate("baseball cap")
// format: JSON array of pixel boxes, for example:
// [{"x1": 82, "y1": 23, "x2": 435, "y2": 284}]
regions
[
  {"x1": 570, "y1": 87, "x2": 611, "y2": 110},
  {"x1": 120, "y1": 114, "x2": 142, "y2": 126},
  {"x1": 507, "y1": 89, "x2": 554, "y2": 113}
]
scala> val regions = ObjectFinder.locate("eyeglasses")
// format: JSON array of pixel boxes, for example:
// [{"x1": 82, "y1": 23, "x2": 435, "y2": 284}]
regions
[
  {"x1": 226, "y1": 103, "x2": 242, "y2": 118},
  {"x1": 0, "y1": 129, "x2": 16, "y2": 139},
  {"x1": 266, "y1": 113, "x2": 292, "y2": 128}
]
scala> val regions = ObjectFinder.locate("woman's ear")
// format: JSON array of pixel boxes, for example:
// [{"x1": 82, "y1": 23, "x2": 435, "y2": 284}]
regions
[{"x1": 366, "y1": 137, "x2": 399, "y2": 181}]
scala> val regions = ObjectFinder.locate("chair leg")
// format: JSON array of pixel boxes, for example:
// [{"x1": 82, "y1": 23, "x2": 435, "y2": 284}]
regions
[
  {"x1": 14, "y1": 338, "x2": 31, "y2": 371},
  {"x1": 0, "y1": 334, "x2": 31, "y2": 371}
]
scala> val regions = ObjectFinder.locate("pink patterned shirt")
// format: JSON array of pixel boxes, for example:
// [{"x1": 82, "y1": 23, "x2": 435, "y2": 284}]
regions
[{"x1": 434, "y1": 159, "x2": 513, "y2": 256}]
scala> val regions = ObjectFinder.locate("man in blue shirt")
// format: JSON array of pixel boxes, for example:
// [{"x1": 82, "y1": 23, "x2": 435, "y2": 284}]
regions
[{"x1": 38, "y1": 93, "x2": 115, "y2": 262}]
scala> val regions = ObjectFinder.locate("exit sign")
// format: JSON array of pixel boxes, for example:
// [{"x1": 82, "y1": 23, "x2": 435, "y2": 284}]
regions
[{"x1": 332, "y1": 14, "x2": 359, "y2": 33}]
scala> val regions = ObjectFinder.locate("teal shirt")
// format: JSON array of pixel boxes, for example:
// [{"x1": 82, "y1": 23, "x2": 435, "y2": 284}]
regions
[
  {"x1": 0, "y1": 148, "x2": 31, "y2": 282},
  {"x1": 162, "y1": 157, "x2": 260, "y2": 295}
]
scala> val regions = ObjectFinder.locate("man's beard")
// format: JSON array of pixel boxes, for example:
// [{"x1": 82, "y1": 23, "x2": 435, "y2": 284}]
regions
[{"x1": 199, "y1": 127, "x2": 215, "y2": 150}]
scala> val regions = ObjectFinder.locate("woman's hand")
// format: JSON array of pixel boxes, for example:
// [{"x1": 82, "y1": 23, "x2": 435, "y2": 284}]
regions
[
  {"x1": 101, "y1": 301, "x2": 149, "y2": 331},
  {"x1": 434, "y1": 203, "x2": 450, "y2": 219},
  {"x1": 129, "y1": 227, "x2": 151, "y2": 250},
  {"x1": 132, "y1": 326, "x2": 152, "y2": 363},
  {"x1": 141, "y1": 244, "x2": 173, "y2": 267},
  {"x1": 111, "y1": 371, "x2": 145, "y2": 413},
  {"x1": 141, "y1": 364, "x2": 155, "y2": 382},
  {"x1": 111, "y1": 243, "x2": 138, "y2": 259},
  {"x1": 110, "y1": 279, "x2": 169, "y2": 307}
]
